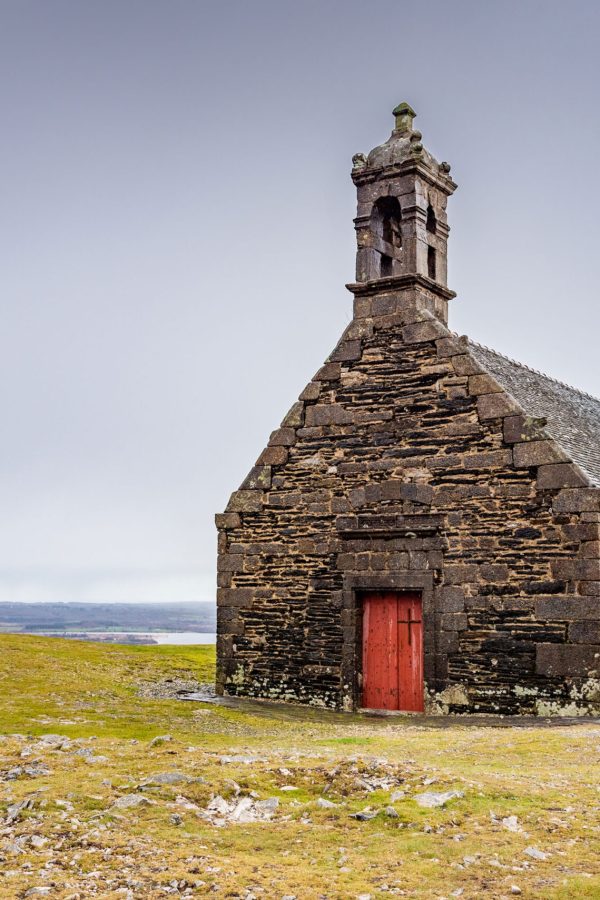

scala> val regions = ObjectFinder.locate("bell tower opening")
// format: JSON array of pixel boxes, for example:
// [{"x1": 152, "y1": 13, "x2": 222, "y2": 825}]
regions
[
  {"x1": 372, "y1": 196, "x2": 402, "y2": 278},
  {"x1": 426, "y1": 204, "x2": 437, "y2": 234},
  {"x1": 427, "y1": 245, "x2": 436, "y2": 280}
]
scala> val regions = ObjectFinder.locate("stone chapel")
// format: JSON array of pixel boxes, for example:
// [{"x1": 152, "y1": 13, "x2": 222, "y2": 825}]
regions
[{"x1": 215, "y1": 103, "x2": 600, "y2": 716}]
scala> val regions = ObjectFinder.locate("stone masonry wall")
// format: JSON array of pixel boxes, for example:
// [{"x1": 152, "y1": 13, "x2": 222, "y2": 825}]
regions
[{"x1": 216, "y1": 293, "x2": 600, "y2": 715}]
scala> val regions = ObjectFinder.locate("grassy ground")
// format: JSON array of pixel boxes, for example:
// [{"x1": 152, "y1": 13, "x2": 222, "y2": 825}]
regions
[{"x1": 1, "y1": 635, "x2": 600, "y2": 899}]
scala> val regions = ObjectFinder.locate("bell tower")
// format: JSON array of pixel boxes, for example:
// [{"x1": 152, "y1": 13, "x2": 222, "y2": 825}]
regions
[{"x1": 347, "y1": 102, "x2": 457, "y2": 325}]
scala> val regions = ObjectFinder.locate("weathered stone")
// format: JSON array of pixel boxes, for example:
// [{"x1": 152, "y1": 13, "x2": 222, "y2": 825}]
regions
[
  {"x1": 258, "y1": 445, "x2": 289, "y2": 466},
  {"x1": 536, "y1": 463, "x2": 588, "y2": 489},
  {"x1": 535, "y1": 597, "x2": 599, "y2": 620},
  {"x1": 553, "y1": 489, "x2": 600, "y2": 513},
  {"x1": 299, "y1": 382, "x2": 321, "y2": 401},
  {"x1": 468, "y1": 373, "x2": 502, "y2": 395},
  {"x1": 402, "y1": 319, "x2": 445, "y2": 344},
  {"x1": 268, "y1": 427, "x2": 297, "y2": 447},
  {"x1": 536, "y1": 644, "x2": 600, "y2": 676},
  {"x1": 240, "y1": 466, "x2": 272, "y2": 491},
  {"x1": 305, "y1": 404, "x2": 354, "y2": 427},
  {"x1": 569, "y1": 621, "x2": 600, "y2": 643},
  {"x1": 226, "y1": 491, "x2": 263, "y2": 513},
  {"x1": 215, "y1": 512, "x2": 241, "y2": 530},
  {"x1": 550, "y1": 559, "x2": 600, "y2": 581},
  {"x1": 513, "y1": 441, "x2": 567, "y2": 468},
  {"x1": 331, "y1": 340, "x2": 362, "y2": 362},
  {"x1": 476, "y1": 393, "x2": 520, "y2": 420},
  {"x1": 503, "y1": 415, "x2": 547, "y2": 444},
  {"x1": 282, "y1": 402, "x2": 305, "y2": 427}
]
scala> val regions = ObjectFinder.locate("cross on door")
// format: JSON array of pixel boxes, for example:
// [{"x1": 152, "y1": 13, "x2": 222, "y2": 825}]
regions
[{"x1": 397, "y1": 607, "x2": 421, "y2": 645}]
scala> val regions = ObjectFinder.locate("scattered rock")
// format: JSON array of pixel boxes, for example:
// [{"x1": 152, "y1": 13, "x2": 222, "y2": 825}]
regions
[
  {"x1": 111, "y1": 794, "x2": 154, "y2": 810},
  {"x1": 414, "y1": 791, "x2": 464, "y2": 809},
  {"x1": 150, "y1": 735, "x2": 172, "y2": 747},
  {"x1": 317, "y1": 798, "x2": 337, "y2": 809},
  {"x1": 219, "y1": 755, "x2": 261, "y2": 765},
  {"x1": 5, "y1": 794, "x2": 38, "y2": 824},
  {"x1": 38, "y1": 734, "x2": 68, "y2": 745},
  {"x1": 384, "y1": 806, "x2": 399, "y2": 818},
  {"x1": 24, "y1": 889, "x2": 53, "y2": 897},
  {"x1": 511, "y1": 888, "x2": 522, "y2": 896},
  {"x1": 390, "y1": 790, "x2": 405, "y2": 802},
  {"x1": 349, "y1": 810, "x2": 378, "y2": 821},
  {"x1": 200, "y1": 794, "x2": 279, "y2": 826},
  {"x1": 280, "y1": 785, "x2": 298, "y2": 792},
  {"x1": 502, "y1": 815, "x2": 522, "y2": 832},
  {"x1": 29, "y1": 835, "x2": 48, "y2": 849},
  {"x1": 170, "y1": 813, "x2": 183, "y2": 826},
  {"x1": 145, "y1": 772, "x2": 192, "y2": 786},
  {"x1": 524, "y1": 846, "x2": 548, "y2": 861}
]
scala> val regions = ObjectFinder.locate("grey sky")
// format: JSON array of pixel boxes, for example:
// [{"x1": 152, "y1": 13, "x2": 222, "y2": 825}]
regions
[{"x1": 1, "y1": 0, "x2": 599, "y2": 604}]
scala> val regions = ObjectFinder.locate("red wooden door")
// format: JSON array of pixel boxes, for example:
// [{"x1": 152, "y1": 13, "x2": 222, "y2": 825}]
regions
[{"x1": 361, "y1": 592, "x2": 424, "y2": 712}]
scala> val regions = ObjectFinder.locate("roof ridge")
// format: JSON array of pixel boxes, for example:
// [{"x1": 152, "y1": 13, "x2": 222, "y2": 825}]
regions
[{"x1": 465, "y1": 336, "x2": 600, "y2": 405}]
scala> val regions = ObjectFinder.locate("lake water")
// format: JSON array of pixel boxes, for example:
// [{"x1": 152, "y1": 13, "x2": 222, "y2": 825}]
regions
[
  {"x1": 137, "y1": 632, "x2": 215, "y2": 644},
  {"x1": 37, "y1": 631, "x2": 216, "y2": 645}
]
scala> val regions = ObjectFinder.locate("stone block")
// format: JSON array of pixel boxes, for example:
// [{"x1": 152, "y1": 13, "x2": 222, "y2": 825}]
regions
[
  {"x1": 267, "y1": 491, "x2": 301, "y2": 508},
  {"x1": 305, "y1": 404, "x2": 354, "y2": 427},
  {"x1": 282, "y1": 402, "x2": 305, "y2": 427},
  {"x1": 513, "y1": 440, "x2": 567, "y2": 468},
  {"x1": 315, "y1": 362, "x2": 341, "y2": 381},
  {"x1": 217, "y1": 553, "x2": 245, "y2": 573},
  {"x1": 581, "y1": 541, "x2": 600, "y2": 558},
  {"x1": 561, "y1": 523, "x2": 599, "y2": 542},
  {"x1": 444, "y1": 564, "x2": 479, "y2": 584},
  {"x1": 240, "y1": 466, "x2": 272, "y2": 491},
  {"x1": 400, "y1": 482, "x2": 433, "y2": 505},
  {"x1": 536, "y1": 463, "x2": 588, "y2": 489},
  {"x1": 299, "y1": 381, "x2": 321, "y2": 401},
  {"x1": 364, "y1": 481, "x2": 403, "y2": 502},
  {"x1": 479, "y1": 563, "x2": 510, "y2": 582},
  {"x1": 535, "y1": 596, "x2": 599, "y2": 620},
  {"x1": 268, "y1": 427, "x2": 297, "y2": 446},
  {"x1": 440, "y1": 612, "x2": 468, "y2": 631},
  {"x1": 550, "y1": 559, "x2": 600, "y2": 581},
  {"x1": 436, "y1": 335, "x2": 468, "y2": 358},
  {"x1": 402, "y1": 319, "x2": 446, "y2": 344},
  {"x1": 477, "y1": 393, "x2": 520, "y2": 420},
  {"x1": 226, "y1": 490, "x2": 264, "y2": 513},
  {"x1": 553, "y1": 489, "x2": 600, "y2": 513},
  {"x1": 569, "y1": 621, "x2": 600, "y2": 643},
  {"x1": 468, "y1": 374, "x2": 502, "y2": 395},
  {"x1": 450, "y1": 354, "x2": 484, "y2": 376},
  {"x1": 502, "y1": 415, "x2": 547, "y2": 444},
  {"x1": 215, "y1": 512, "x2": 241, "y2": 530},
  {"x1": 536, "y1": 644, "x2": 600, "y2": 677},
  {"x1": 463, "y1": 450, "x2": 512, "y2": 469},
  {"x1": 331, "y1": 340, "x2": 362, "y2": 362},
  {"x1": 257, "y1": 445, "x2": 289, "y2": 466},
  {"x1": 438, "y1": 631, "x2": 460, "y2": 653},
  {"x1": 353, "y1": 296, "x2": 372, "y2": 318}
]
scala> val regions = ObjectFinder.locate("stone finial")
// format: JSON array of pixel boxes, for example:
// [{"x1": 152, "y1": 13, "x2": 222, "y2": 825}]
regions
[{"x1": 393, "y1": 102, "x2": 416, "y2": 134}]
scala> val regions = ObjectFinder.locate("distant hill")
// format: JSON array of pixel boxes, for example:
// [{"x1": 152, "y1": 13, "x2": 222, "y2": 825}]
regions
[{"x1": 0, "y1": 601, "x2": 215, "y2": 633}]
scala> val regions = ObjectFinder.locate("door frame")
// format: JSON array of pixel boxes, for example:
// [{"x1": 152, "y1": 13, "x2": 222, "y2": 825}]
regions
[
  {"x1": 361, "y1": 591, "x2": 424, "y2": 712},
  {"x1": 340, "y1": 572, "x2": 435, "y2": 712}
]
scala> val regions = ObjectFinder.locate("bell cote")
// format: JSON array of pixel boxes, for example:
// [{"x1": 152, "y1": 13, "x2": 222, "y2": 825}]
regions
[{"x1": 347, "y1": 103, "x2": 457, "y2": 324}]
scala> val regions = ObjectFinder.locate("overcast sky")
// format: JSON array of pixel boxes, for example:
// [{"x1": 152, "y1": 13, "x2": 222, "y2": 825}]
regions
[{"x1": 1, "y1": 0, "x2": 599, "y2": 604}]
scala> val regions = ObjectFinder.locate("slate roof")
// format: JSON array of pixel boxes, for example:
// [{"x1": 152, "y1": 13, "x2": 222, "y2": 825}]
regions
[{"x1": 468, "y1": 341, "x2": 600, "y2": 487}]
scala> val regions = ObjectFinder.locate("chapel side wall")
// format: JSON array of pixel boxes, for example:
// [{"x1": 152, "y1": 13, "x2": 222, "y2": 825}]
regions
[{"x1": 216, "y1": 302, "x2": 600, "y2": 714}]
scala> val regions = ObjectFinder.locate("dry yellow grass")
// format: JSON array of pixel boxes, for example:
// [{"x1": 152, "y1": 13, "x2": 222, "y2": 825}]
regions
[{"x1": 1, "y1": 634, "x2": 600, "y2": 899}]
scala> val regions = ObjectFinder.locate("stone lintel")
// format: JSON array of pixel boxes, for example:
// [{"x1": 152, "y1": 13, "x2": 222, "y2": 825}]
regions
[{"x1": 346, "y1": 273, "x2": 456, "y2": 302}]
